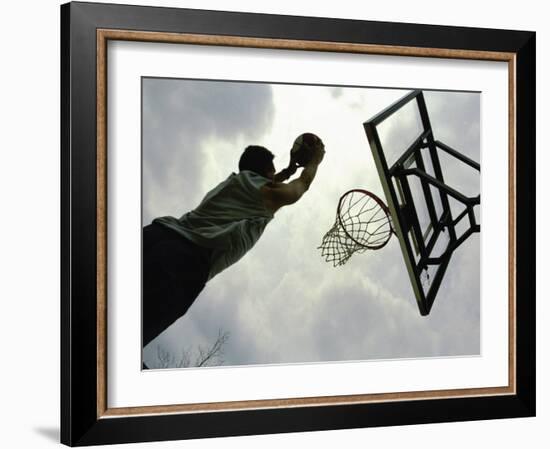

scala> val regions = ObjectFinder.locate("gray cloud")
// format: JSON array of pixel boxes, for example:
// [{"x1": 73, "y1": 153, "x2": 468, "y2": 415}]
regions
[
  {"x1": 142, "y1": 78, "x2": 275, "y2": 224},
  {"x1": 425, "y1": 90, "x2": 480, "y2": 158}
]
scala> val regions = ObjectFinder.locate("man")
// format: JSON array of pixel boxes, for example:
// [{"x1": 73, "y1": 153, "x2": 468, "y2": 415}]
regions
[{"x1": 143, "y1": 136, "x2": 325, "y2": 347}]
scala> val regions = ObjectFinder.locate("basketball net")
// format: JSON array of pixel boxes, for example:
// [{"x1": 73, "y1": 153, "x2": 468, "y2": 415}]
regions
[{"x1": 318, "y1": 189, "x2": 394, "y2": 266}]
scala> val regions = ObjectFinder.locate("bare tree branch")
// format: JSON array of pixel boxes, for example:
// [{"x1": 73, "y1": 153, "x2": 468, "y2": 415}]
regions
[
  {"x1": 153, "y1": 329, "x2": 230, "y2": 369},
  {"x1": 196, "y1": 329, "x2": 230, "y2": 367}
]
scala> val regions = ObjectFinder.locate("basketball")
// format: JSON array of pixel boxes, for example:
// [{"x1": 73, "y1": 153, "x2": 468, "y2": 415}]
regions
[{"x1": 291, "y1": 132, "x2": 322, "y2": 167}]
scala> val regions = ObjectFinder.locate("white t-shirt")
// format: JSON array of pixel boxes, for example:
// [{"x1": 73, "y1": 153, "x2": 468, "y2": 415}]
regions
[{"x1": 154, "y1": 171, "x2": 274, "y2": 280}]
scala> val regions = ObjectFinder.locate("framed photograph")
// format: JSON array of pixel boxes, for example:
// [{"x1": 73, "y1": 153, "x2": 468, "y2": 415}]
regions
[{"x1": 60, "y1": 1, "x2": 535, "y2": 446}]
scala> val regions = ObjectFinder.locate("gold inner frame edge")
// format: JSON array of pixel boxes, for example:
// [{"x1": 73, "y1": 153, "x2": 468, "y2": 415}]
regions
[{"x1": 96, "y1": 28, "x2": 517, "y2": 418}]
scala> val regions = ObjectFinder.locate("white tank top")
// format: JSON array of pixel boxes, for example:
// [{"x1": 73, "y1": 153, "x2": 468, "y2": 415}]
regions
[{"x1": 153, "y1": 171, "x2": 274, "y2": 280}]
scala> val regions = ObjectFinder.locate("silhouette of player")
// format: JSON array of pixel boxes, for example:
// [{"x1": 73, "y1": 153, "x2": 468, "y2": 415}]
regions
[{"x1": 143, "y1": 134, "x2": 325, "y2": 347}]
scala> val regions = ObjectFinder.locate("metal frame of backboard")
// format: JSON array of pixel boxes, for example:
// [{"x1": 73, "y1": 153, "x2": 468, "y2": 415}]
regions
[{"x1": 364, "y1": 90, "x2": 480, "y2": 315}]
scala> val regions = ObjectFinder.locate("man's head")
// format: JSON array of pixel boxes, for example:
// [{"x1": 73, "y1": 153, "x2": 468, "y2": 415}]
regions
[{"x1": 238, "y1": 145, "x2": 276, "y2": 178}]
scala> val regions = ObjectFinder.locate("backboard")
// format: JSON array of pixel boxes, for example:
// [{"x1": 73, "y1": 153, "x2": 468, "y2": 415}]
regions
[{"x1": 364, "y1": 90, "x2": 480, "y2": 315}]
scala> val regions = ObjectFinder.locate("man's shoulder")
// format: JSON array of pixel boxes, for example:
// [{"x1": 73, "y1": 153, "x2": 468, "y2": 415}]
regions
[
  {"x1": 237, "y1": 170, "x2": 269, "y2": 181},
  {"x1": 235, "y1": 170, "x2": 272, "y2": 190}
]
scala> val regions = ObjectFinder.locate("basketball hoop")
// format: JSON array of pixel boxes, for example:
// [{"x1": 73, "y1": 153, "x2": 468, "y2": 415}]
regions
[{"x1": 318, "y1": 189, "x2": 394, "y2": 266}]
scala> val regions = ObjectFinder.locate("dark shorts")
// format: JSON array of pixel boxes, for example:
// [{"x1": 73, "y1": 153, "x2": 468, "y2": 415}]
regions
[{"x1": 142, "y1": 222, "x2": 212, "y2": 347}]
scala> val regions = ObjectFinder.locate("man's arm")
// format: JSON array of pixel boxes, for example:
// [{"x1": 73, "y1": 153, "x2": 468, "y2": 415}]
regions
[
  {"x1": 261, "y1": 145, "x2": 325, "y2": 213},
  {"x1": 272, "y1": 163, "x2": 298, "y2": 183}
]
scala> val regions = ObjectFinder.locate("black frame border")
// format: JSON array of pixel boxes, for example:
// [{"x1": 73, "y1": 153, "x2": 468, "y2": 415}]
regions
[{"x1": 61, "y1": 1, "x2": 535, "y2": 446}]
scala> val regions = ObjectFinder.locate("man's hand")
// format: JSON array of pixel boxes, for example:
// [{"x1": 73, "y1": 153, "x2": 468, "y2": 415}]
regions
[
  {"x1": 289, "y1": 150, "x2": 300, "y2": 168},
  {"x1": 262, "y1": 139, "x2": 325, "y2": 213},
  {"x1": 272, "y1": 160, "x2": 299, "y2": 183},
  {"x1": 286, "y1": 160, "x2": 299, "y2": 177}
]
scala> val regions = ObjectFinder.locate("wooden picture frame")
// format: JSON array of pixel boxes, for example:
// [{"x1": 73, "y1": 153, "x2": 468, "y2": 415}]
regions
[{"x1": 61, "y1": 1, "x2": 535, "y2": 446}]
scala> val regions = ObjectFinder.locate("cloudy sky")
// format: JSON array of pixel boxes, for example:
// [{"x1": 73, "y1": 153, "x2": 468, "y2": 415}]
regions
[{"x1": 141, "y1": 77, "x2": 480, "y2": 369}]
